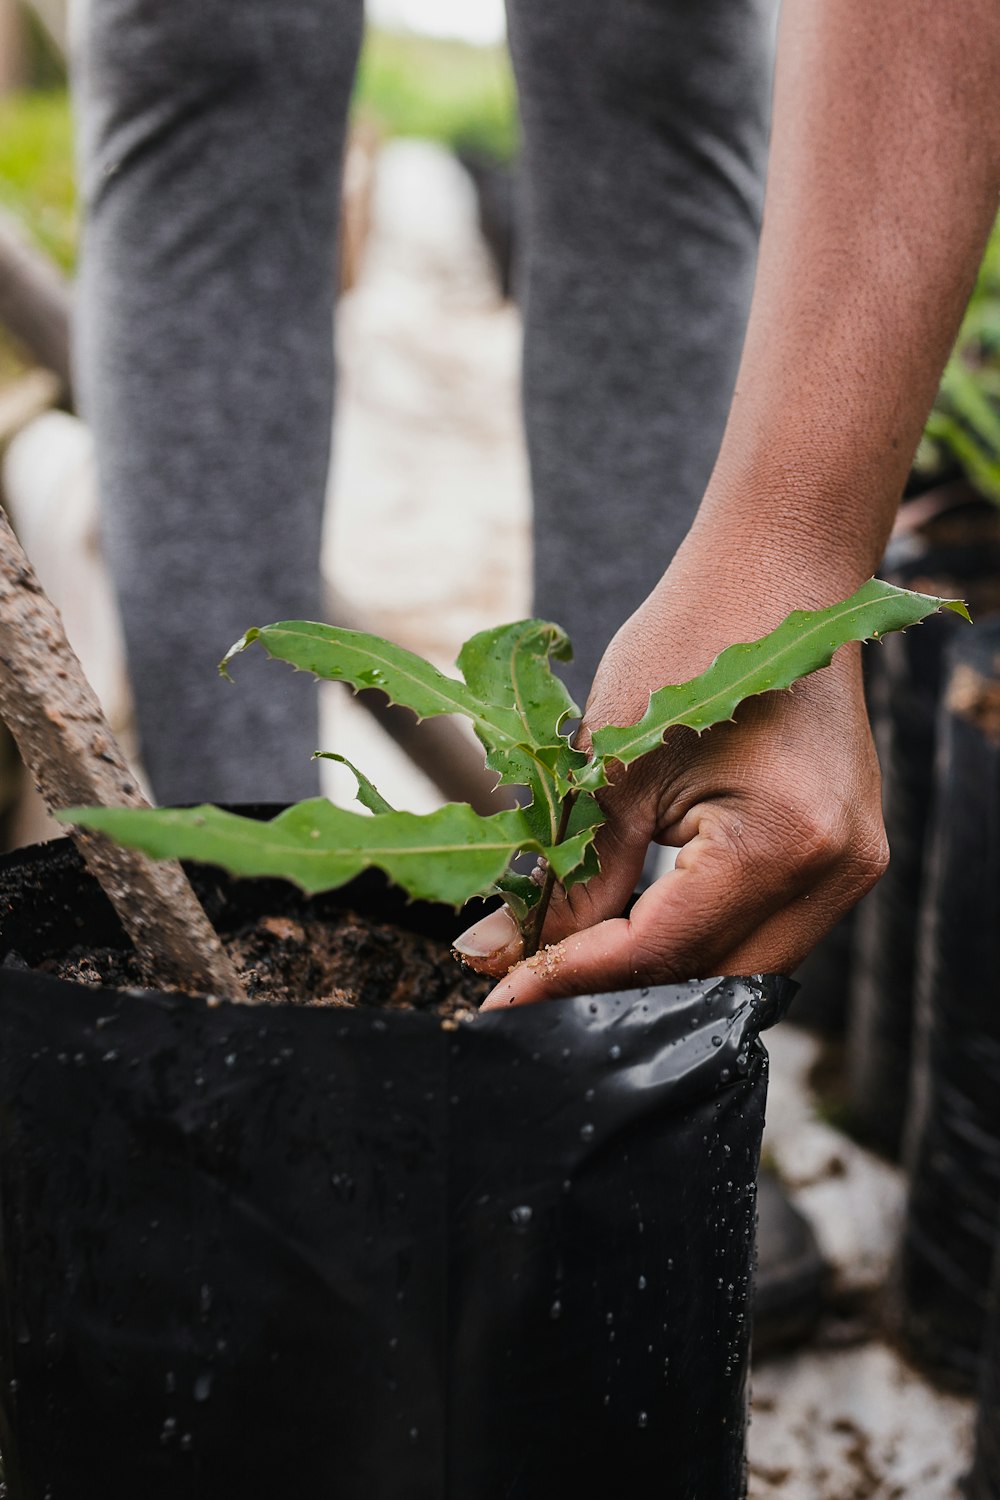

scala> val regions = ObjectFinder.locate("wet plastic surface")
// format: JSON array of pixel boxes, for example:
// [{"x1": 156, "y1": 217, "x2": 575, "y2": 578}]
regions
[
  {"x1": 0, "y1": 836, "x2": 791, "y2": 1500},
  {"x1": 899, "y1": 622, "x2": 1000, "y2": 1388}
]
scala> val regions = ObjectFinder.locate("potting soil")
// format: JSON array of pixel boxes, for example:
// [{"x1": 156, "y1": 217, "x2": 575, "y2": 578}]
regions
[{"x1": 39, "y1": 907, "x2": 491, "y2": 1017}]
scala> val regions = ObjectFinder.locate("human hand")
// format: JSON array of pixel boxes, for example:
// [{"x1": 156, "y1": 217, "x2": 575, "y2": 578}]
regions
[{"x1": 455, "y1": 563, "x2": 889, "y2": 1008}]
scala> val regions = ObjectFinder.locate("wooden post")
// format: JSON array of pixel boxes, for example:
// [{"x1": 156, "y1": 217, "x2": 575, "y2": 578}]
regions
[
  {"x1": 0, "y1": 0, "x2": 27, "y2": 96},
  {"x1": 0, "y1": 207, "x2": 73, "y2": 401},
  {"x1": 0, "y1": 504, "x2": 245, "y2": 1000}
]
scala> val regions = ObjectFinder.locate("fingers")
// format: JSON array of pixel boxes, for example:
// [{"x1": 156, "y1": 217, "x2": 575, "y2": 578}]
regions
[
  {"x1": 479, "y1": 800, "x2": 880, "y2": 1009},
  {"x1": 452, "y1": 904, "x2": 524, "y2": 975},
  {"x1": 479, "y1": 915, "x2": 641, "y2": 1008},
  {"x1": 478, "y1": 828, "x2": 778, "y2": 1008},
  {"x1": 453, "y1": 783, "x2": 653, "y2": 978}
]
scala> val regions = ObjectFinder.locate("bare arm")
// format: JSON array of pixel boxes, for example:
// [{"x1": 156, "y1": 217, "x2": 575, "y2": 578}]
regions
[{"x1": 458, "y1": 0, "x2": 1000, "y2": 1004}]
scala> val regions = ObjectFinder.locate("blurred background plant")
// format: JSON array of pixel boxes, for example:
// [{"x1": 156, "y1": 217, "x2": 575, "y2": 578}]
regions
[
  {"x1": 355, "y1": 27, "x2": 515, "y2": 162},
  {"x1": 915, "y1": 213, "x2": 1000, "y2": 504}
]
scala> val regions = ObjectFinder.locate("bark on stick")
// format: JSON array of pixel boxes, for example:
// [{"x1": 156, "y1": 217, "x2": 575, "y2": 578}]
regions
[{"x1": 0, "y1": 505, "x2": 244, "y2": 1000}]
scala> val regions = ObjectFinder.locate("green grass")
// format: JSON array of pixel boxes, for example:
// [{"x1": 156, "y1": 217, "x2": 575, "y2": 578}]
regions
[
  {"x1": 0, "y1": 88, "x2": 76, "y2": 271},
  {"x1": 353, "y1": 28, "x2": 517, "y2": 160}
]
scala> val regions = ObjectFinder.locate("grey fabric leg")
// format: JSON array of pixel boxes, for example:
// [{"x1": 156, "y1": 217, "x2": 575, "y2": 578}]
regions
[
  {"x1": 507, "y1": 0, "x2": 777, "y2": 707},
  {"x1": 72, "y1": 0, "x2": 363, "y2": 802}
]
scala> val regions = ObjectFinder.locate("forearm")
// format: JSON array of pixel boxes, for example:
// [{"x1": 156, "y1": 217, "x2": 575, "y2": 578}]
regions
[{"x1": 683, "y1": 0, "x2": 1000, "y2": 607}]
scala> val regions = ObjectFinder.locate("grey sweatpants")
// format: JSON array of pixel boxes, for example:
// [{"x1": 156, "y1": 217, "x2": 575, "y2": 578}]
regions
[{"x1": 72, "y1": 0, "x2": 775, "y2": 803}]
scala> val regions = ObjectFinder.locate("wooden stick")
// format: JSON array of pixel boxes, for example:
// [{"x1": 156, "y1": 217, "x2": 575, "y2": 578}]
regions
[
  {"x1": 0, "y1": 209, "x2": 73, "y2": 402},
  {"x1": 0, "y1": 505, "x2": 244, "y2": 1000}
]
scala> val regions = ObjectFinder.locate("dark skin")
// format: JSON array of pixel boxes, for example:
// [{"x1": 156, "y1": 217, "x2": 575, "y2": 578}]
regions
[{"x1": 454, "y1": 0, "x2": 1000, "y2": 1007}]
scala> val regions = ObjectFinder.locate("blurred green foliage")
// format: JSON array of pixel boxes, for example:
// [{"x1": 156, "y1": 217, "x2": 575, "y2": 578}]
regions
[
  {"x1": 919, "y1": 216, "x2": 1000, "y2": 504},
  {"x1": 0, "y1": 87, "x2": 76, "y2": 270},
  {"x1": 354, "y1": 29, "x2": 517, "y2": 160}
]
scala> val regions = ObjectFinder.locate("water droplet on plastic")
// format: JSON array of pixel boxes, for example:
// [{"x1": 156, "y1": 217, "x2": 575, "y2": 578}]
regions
[
  {"x1": 637, "y1": 1411, "x2": 648, "y2": 1429},
  {"x1": 409, "y1": 1426, "x2": 419, "y2": 1442},
  {"x1": 549, "y1": 1299, "x2": 562, "y2": 1320},
  {"x1": 224, "y1": 1052, "x2": 237, "y2": 1068},
  {"x1": 164, "y1": 1370, "x2": 176, "y2": 1395},
  {"x1": 509, "y1": 1204, "x2": 533, "y2": 1228},
  {"x1": 194, "y1": 1372, "x2": 213, "y2": 1402},
  {"x1": 584, "y1": 1087, "x2": 595, "y2": 1103},
  {"x1": 180, "y1": 1433, "x2": 194, "y2": 1452},
  {"x1": 637, "y1": 1274, "x2": 647, "y2": 1290},
  {"x1": 720, "y1": 1067, "x2": 731, "y2": 1082},
  {"x1": 608, "y1": 1044, "x2": 622, "y2": 1061},
  {"x1": 580, "y1": 1122, "x2": 595, "y2": 1143},
  {"x1": 711, "y1": 1035, "x2": 723, "y2": 1048}
]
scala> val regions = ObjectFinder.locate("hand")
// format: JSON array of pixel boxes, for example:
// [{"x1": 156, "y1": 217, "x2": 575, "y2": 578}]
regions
[{"x1": 455, "y1": 564, "x2": 889, "y2": 1008}]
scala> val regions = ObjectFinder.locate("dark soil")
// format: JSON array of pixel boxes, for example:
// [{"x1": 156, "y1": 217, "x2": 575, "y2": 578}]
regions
[{"x1": 37, "y1": 909, "x2": 492, "y2": 1018}]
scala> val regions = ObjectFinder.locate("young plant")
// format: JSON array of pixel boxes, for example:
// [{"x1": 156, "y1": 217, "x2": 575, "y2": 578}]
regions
[{"x1": 61, "y1": 579, "x2": 969, "y2": 957}]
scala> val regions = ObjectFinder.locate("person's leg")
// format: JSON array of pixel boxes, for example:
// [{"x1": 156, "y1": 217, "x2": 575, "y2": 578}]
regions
[
  {"x1": 71, "y1": 0, "x2": 364, "y2": 802},
  {"x1": 506, "y1": 0, "x2": 776, "y2": 706}
]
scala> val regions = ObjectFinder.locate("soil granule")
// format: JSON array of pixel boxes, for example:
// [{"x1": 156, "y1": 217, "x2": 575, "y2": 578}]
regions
[{"x1": 38, "y1": 909, "x2": 492, "y2": 1018}]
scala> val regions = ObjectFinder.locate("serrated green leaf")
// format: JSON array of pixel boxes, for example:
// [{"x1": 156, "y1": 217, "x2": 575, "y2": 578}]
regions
[
  {"x1": 586, "y1": 580, "x2": 970, "y2": 773},
  {"x1": 223, "y1": 622, "x2": 520, "y2": 738},
  {"x1": 457, "y1": 619, "x2": 579, "y2": 740},
  {"x1": 225, "y1": 618, "x2": 585, "y2": 841},
  {"x1": 59, "y1": 799, "x2": 559, "y2": 908},
  {"x1": 457, "y1": 621, "x2": 585, "y2": 839},
  {"x1": 314, "y1": 753, "x2": 396, "y2": 814},
  {"x1": 494, "y1": 870, "x2": 542, "y2": 923}
]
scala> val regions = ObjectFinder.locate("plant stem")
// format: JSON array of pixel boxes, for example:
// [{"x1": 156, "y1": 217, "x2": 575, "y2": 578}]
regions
[{"x1": 523, "y1": 792, "x2": 576, "y2": 960}]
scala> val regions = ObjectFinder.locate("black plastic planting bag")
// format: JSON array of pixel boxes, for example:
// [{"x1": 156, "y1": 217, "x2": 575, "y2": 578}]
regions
[
  {"x1": 898, "y1": 620, "x2": 1000, "y2": 1388},
  {"x1": 848, "y1": 499, "x2": 1000, "y2": 1157},
  {"x1": 968, "y1": 1219, "x2": 1000, "y2": 1500},
  {"x1": 0, "y1": 836, "x2": 791, "y2": 1500}
]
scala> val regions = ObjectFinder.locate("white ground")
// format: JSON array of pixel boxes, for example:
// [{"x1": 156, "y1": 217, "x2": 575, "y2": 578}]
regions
[{"x1": 3, "y1": 139, "x2": 977, "y2": 1494}]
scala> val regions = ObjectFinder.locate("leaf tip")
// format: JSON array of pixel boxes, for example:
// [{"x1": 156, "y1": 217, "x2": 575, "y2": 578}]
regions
[{"x1": 219, "y1": 628, "x2": 261, "y2": 681}]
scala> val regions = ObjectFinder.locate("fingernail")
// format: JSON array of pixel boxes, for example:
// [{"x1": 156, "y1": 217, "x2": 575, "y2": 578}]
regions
[{"x1": 453, "y1": 907, "x2": 519, "y2": 960}]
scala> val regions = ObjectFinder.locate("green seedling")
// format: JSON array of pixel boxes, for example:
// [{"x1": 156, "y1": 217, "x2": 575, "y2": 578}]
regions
[{"x1": 61, "y1": 579, "x2": 969, "y2": 958}]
